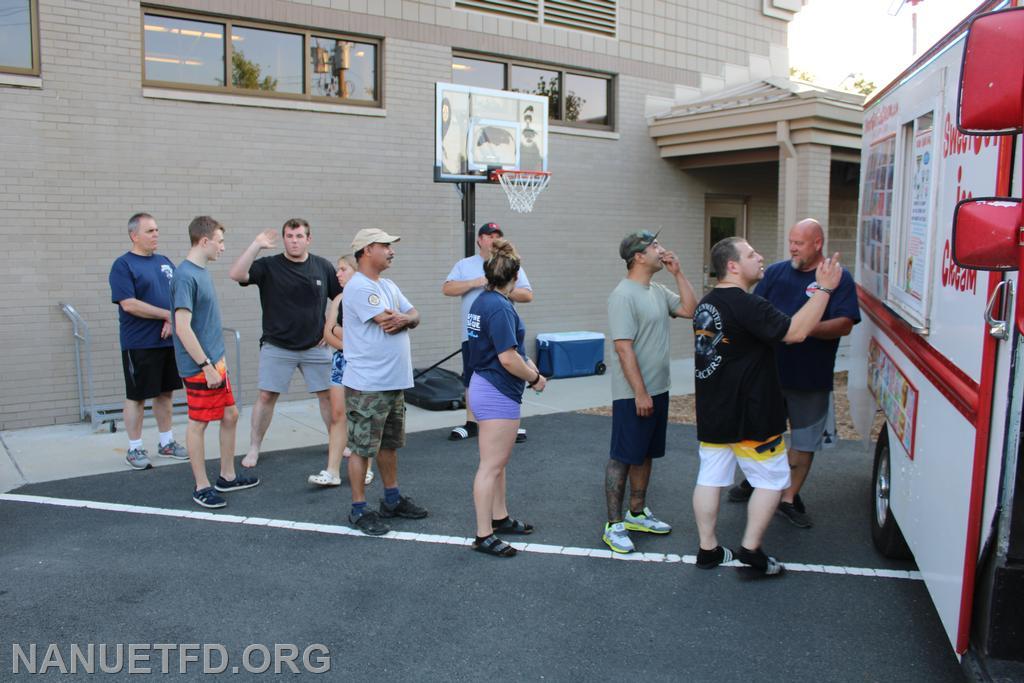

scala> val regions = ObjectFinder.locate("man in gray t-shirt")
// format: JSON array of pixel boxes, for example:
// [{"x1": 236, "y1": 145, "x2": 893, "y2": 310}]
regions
[
  {"x1": 171, "y1": 216, "x2": 258, "y2": 510},
  {"x1": 601, "y1": 230, "x2": 698, "y2": 555}
]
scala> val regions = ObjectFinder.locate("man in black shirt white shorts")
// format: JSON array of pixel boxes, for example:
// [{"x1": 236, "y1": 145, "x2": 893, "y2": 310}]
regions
[
  {"x1": 691, "y1": 236, "x2": 842, "y2": 575},
  {"x1": 229, "y1": 219, "x2": 342, "y2": 469}
]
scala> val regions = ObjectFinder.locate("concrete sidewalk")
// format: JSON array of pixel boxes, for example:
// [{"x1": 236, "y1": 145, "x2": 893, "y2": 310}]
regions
[{"x1": 0, "y1": 358, "x2": 698, "y2": 493}]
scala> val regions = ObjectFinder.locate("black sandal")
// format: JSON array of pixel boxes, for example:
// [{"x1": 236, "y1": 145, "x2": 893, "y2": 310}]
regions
[
  {"x1": 492, "y1": 517, "x2": 534, "y2": 535},
  {"x1": 473, "y1": 534, "x2": 517, "y2": 557}
]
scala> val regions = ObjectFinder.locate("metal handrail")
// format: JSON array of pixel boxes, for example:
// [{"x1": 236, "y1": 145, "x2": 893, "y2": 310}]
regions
[
  {"x1": 59, "y1": 302, "x2": 95, "y2": 424},
  {"x1": 59, "y1": 303, "x2": 245, "y2": 430}
]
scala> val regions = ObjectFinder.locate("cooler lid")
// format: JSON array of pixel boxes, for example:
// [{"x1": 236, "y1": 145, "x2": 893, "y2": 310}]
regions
[{"x1": 536, "y1": 331, "x2": 605, "y2": 342}]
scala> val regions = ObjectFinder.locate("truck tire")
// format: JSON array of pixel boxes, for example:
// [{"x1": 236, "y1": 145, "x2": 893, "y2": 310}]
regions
[{"x1": 870, "y1": 427, "x2": 913, "y2": 560}]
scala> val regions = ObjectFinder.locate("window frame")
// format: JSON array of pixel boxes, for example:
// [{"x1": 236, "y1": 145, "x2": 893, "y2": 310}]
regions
[
  {"x1": 141, "y1": 7, "x2": 383, "y2": 108},
  {"x1": 453, "y1": 50, "x2": 615, "y2": 131},
  {"x1": 0, "y1": 0, "x2": 40, "y2": 77}
]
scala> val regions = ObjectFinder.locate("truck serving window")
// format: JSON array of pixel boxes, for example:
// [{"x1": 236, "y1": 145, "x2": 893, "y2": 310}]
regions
[{"x1": 889, "y1": 112, "x2": 936, "y2": 326}]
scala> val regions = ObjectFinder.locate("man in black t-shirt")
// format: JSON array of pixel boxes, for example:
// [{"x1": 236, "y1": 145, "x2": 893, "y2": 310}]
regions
[
  {"x1": 229, "y1": 218, "x2": 342, "y2": 469},
  {"x1": 691, "y1": 236, "x2": 841, "y2": 575}
]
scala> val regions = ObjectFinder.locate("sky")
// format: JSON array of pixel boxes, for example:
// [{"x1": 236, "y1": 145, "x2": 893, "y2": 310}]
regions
[{"x1": 788, "y1": 0, "x2": 987, "y2": 90}]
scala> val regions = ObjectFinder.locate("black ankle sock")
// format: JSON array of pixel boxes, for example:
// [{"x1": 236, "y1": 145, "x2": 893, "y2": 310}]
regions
[
  {"x1": 738, "y1": 545, "x2": 767, "y2": 570},
  {"x1": 475, "y1": 534, "x2": 492, "y2": 544},
  {"x1": 697, "y1": 546, "x2": 725, "y2": 566},
  {"x1": 492, "y1": 516, "x2": 509, "y2": 527}
]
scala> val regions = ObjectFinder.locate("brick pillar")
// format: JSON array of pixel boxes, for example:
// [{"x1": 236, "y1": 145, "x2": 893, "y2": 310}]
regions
[{"x1": 777, "y1": 141, "x2": 832, "y2": 257}]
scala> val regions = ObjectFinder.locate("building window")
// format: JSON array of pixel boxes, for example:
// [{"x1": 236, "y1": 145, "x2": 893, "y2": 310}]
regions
[
  {"x1": 452, "y1": 52, "x2": 613, "y2": 130},
  {"x1": 0, "y1": 0, "x2": 39, "y2": 75},
  {"x1": 143, "y1": 9, "x2": 381, "y2": 106}
]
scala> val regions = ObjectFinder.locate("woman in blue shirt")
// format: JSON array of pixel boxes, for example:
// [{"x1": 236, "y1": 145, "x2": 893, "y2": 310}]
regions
[{"x1": 466, "y1": 239, "x2": 547, "y2": 557}]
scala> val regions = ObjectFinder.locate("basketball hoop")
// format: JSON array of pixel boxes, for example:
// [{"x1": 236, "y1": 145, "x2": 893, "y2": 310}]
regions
[{"x1": 492, "y1": 169, "x2": 551, "y2": 213}]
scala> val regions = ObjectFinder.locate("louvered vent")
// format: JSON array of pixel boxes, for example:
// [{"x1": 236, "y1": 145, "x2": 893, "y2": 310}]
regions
[
  {"x1": 454, "y1": 0, "x2": 540, "y2": 22},
  {"x1": 543, "y1": 0, "x2": 616, "y2": 37}
]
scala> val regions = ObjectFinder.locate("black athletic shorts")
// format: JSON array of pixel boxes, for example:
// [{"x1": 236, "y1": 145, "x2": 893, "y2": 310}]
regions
[{"x1": 122, "y1": 347, "x2": 182, "y2": 401}]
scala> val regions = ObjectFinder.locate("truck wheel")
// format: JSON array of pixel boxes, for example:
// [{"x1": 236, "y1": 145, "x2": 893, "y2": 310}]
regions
[
  {"x1": 870, "y1": 427, "x2": 912, "y2": 560},
  {"x1": 595, "y1": 362, "x2": 607, "y2": 375}
]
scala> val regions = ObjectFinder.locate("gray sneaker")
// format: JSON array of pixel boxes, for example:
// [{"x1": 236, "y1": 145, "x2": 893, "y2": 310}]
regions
[
  {"x1": 126, "y1": 448, "x2": 153, "y2": 470},
  {"x1": 602, "y1": 521, "x2": 635, "y2": 554},
  {"x1": 156, "y1": 440, "x2": 189, "y2": 460},
  {"x1": 624, "y1": 506, "x2": 672, "y2": 534}
]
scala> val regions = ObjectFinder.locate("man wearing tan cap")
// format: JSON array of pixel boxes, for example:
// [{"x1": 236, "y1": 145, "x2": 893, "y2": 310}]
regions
[{"x1": 343, "y1": 228, "x2": 427, "y2": 535}]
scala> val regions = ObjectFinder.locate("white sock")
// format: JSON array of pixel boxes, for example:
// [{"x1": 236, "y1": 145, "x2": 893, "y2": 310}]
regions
[
  {"x1": 159, "y1": 430, "x2": 174, "y2": 447},
  {"x1": 128, "y1": 438, "x2": 144, "y2": 451}
]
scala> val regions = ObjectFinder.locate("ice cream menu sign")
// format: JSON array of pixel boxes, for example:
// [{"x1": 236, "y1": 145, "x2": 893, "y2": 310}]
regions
[{"x1": 868, "y1": 338, "x2": 918, "y2": 459}]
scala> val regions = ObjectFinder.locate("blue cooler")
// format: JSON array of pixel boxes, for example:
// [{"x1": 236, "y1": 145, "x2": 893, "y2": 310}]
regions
[{"x1": 535, "y1": 331, "x2": 606, "y2": 379}]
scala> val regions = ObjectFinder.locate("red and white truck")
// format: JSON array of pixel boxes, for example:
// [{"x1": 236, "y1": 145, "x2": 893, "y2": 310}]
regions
[{"x1": 850, "y1": 1, "x2": 1024, "y2": 671}]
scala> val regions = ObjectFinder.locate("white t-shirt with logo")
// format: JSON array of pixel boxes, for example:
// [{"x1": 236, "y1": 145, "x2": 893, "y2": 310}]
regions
[
  {"x1": 342, "y1": 272, "x2": 415, "y2": 391},
  {"x1": 446, "y1": 254, "x2": 532, "y2": 341}
]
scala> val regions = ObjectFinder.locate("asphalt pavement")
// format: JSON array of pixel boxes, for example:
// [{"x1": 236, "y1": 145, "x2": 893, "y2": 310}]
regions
[{"x1": 0, "y1": 412, "x2": 963, "y2": 681}]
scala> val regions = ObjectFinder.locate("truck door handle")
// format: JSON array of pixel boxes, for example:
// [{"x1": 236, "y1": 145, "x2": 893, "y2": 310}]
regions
[{"x1": 985, "y1": 280, "x2": 1013, "y2": 341}]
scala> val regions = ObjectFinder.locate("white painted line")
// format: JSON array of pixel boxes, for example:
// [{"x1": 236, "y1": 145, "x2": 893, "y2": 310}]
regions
[{"x1": 0, "y1": 493, "x2": 922, "y2": 581}]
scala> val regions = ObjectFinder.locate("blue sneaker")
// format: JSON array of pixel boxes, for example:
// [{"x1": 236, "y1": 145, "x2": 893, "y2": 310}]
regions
[
  {"x1": 214, "y1": 474, "x2": 260, "y2": 492},
  {"x1": 192, "y1": 486, "x2": 226, "y2": 509}
]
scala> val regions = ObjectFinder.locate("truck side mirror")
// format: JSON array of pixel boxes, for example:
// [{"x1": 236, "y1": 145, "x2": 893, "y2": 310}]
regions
[
  {"x1": 958, "y1": 7, "x2": 1024, "y2": 134},
  {"x1": 952, "y1": 198, "x2": 1022, "y2": 271}
]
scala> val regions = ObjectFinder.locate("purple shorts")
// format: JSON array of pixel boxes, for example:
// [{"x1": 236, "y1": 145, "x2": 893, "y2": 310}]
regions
[{"x1": 468, "y1": 373, "x2": 521, "y2": 421}]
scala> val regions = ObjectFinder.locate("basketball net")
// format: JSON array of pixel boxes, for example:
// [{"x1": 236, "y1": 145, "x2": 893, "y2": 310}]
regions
[{"x1": 493, "y1": 170, "x2": 551, "y2": 213}]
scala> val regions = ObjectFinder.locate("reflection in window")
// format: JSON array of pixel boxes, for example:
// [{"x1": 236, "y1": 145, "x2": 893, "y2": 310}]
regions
[
  {"x1": 565, "y1": 73, "x2": 608, "y2": 125},
  {"x1": 452, "y1": 56, "x2": 504, "y2": 89},
  {"x1": 310, "y1": 37, "x2": 376, "y2": 101},
  {"x1": 231, "y1": 27, "x2": 302, "y2": 93},
  {"x1": 0, "y1": 0, "x2": 32, "y2": 71},
  {"x1": 510, "y1": 65, "x2": 559, "y2": 120},
  {"x1": 144, "y1": 14, "x2": 225, "y2": 87}
]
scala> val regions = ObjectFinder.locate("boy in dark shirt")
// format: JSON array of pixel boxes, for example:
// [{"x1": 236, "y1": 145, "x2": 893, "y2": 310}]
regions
[{"x1": 692, "y1": 236, "x2": 842, "y2": 575}]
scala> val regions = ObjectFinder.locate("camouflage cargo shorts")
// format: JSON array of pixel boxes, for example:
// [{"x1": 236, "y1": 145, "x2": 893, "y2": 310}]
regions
[{"x1": 346, "y1": 388, "x2": 406, "y2": 458}]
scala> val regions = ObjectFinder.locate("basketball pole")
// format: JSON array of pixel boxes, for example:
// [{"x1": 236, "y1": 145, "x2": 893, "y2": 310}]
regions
[{"x1": 460, "y1": 180, "x2": 476, "y2": 258}]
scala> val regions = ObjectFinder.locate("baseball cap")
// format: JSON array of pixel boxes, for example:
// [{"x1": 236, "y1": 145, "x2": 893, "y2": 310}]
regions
[
  {"x1": 619, "y1": 230, "x2": 660, "y2": 260},
  {"x1": 478, "y1": 222, "x2": 503, "y2": 237},
  {"x1": 351, "y1": 228, "x2": 401, "y2": 253}
]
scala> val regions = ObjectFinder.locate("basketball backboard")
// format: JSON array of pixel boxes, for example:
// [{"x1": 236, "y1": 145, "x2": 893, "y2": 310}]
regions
[{"x1": 435, "y1": 83, "x2": 549, "y2": 183}]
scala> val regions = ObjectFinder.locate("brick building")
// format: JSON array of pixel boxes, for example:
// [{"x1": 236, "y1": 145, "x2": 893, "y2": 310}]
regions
[{"x1": 0, "y1": 0, "x2": 859, "y2": 428}]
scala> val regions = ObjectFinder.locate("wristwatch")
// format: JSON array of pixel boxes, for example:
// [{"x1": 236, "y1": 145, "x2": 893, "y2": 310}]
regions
[{"x1": 199, "y1": 358, "x2": 212, "y2": 369}]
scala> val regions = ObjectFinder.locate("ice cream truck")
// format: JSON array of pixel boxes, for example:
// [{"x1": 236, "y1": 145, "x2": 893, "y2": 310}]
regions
[{"x1": 849, "y1": 1, "x2": 1024, "y2": 671}]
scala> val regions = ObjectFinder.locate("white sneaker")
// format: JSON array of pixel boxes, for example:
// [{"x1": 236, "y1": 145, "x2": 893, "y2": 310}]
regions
[
  {"x1": 602, "y1": 521, "x2": 634, "y2": 554},
  {"x1": 624, "y1": 507, "x2": 672, "y2": 534},
  {"x1": 308, "y1": 470, "x2": 341, "y2": 487}
]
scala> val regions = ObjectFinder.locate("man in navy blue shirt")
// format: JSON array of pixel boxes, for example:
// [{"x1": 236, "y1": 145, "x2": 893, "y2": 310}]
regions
[
  {"x1": 728, "y1": 219, "x2": 860, "y2": 528},
  {"x1": 109, "y1": 212, "x2": 187, "y2": 471}
]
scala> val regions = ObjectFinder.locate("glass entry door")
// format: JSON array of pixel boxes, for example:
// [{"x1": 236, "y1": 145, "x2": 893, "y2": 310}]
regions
[{"x1": 704, "y1": 197, "x2": 748, "y2": 289}]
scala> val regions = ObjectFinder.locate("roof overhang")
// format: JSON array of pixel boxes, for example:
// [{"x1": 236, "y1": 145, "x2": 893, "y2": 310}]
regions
[{"x1": 649, "y1": 79, "x2": 864, "y2": 161}]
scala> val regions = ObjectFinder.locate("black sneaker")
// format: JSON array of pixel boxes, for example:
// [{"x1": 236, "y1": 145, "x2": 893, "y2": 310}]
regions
[
  {"x1": 214, "y1": 474, "x2": 260, "y2": 492},
  {"x1": 349, "y1": 510, "x2": 390, "y2": 536},
  {"x1": 777, "y1": 501, "x2": 813, "y2": 528},
  {"x1": 192, "y1": 486, "x2": 226, "y2": 509},
  {"x1": 448, "y1": 422, "x2": 478, "y2": 441},
  {"x1": 379, "y1": 495, "x2": 429, "y2": 519},
  {"x1": 515, "y1": 428, "x2": 527, "y2": 443},
  {"x1": 793, "y1": 493, "x2": 806, "y2": 514},
  {"x1": 727, "y1": 479, "x2": 753, "y2": 502}
]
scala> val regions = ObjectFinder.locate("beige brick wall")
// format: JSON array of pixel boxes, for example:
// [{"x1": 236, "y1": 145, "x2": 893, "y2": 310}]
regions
[
  {"x1": 0, "y1": 0, "x2": 793, "y2": 427},
  {"x1": 827, "y1": 160, "x2": 860, "y2": 261}
]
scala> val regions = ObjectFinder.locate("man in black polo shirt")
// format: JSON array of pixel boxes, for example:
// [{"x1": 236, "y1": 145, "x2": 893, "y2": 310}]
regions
[{"x1": 229, "y1": 218, "x2": 341, "y2": 469}]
